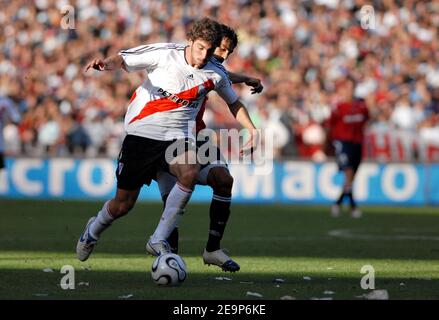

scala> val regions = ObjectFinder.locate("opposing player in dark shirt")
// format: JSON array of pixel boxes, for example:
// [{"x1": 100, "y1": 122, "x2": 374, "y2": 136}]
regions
[{"x1": 326, "y1": 78, "x2": 369, "y2": 218}]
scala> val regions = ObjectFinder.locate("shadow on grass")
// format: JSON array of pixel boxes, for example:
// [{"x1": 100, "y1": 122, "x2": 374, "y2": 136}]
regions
[{"x1": 1, "y1": 268, "x2": 438, "y2": 300}]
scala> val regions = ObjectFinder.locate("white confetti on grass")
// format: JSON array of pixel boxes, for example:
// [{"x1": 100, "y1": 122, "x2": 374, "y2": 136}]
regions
[
  {"x1": 273, "y1": 278, "x2": 285, "y2": 284},
  {"x1": 323, "y1": 290, "x2": 335, "y2": 295},
  {"x1": 303, "y1": 276, "x2": 312, "y2": 281},
  {"x1": 365, "y1": 290, "x2": 389, "y2": 300},
  {"x1": 42, "y1": 268, "x2": 54, "y2": 273},
  {"x1": 215, "y1": 277, "x2": 232, "y2": 281},
  {"x1": 357, "y1": 289, "x2": 389, "y2": 300},
  {"x1": 246, "y1": 291, "x2": 263, "y2": 298},
  {"x1": 118, "y1": 294, "x2": 134, "y2": 299},
  {"x1": 78, "y1": 282, "x2": 89, "y2": 286},
  {"x1": 32, "y1": 293, "x2": 49, "y2": 297},
  {"x1": 280, "y1": 295, "x2": 296, "y2": 300}
]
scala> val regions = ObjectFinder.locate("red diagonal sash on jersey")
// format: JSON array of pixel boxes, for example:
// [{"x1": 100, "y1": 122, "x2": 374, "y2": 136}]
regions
[
  {"x1": 129, "y1": 79, "x2": 214, "y2": 124},
  {"x1": 128, "y1": 91, "x2": 137, "y2": 104}
]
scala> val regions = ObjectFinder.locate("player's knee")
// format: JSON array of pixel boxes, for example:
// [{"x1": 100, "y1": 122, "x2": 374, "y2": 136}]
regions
[{"x1": 209, "y1": 169, "x2": 233, "y2": 195}]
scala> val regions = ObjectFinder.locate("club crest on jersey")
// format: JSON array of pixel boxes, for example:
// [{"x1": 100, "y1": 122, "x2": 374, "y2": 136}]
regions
[
  {"x1": 197, "y1": 82, "x2": 213, "y2": 97},
  {"x1": 117, "y1": 162, "x2": 124, "y2": 175},
  {"x1": 196, "y1": 80, "x2": 214, "y2": 97}
]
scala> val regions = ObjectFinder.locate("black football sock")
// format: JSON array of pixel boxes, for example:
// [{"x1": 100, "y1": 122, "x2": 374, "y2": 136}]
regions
[
  {"x1": 346, "y1": 191, "x2": 357, "y2": 209},
  {"x1": 342, "y1": 186, "x2": 356, "y2": 208},
  {"x1": 167, "y1": 227, "x2": 179, "y2": 254},
  {"x1": 206, "y1": 194, "x2": 231, "y2": 252},
  {"x1": 336, "y1": 192, "x2": 345, "y2": 205}
]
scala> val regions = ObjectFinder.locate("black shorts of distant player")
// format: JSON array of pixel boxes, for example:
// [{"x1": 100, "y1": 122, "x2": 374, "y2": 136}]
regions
[
  {"x1": 0, "y1": 153, "x2": 4, "y2": 169},
  {"x1": 333, "y1": 140, "x2": 362, "y2": 173},
  {"x1": 116, "y1": 135, "x2": 197, "y2": 190}
]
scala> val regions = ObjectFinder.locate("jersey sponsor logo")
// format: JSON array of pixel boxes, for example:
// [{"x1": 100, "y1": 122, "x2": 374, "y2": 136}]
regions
[
  {"x1": 129, "y1": 79, "x2": 214, "y2": 124},
  {"x1": 157, "y1": 88, "x2": 190, "y2": 107}
]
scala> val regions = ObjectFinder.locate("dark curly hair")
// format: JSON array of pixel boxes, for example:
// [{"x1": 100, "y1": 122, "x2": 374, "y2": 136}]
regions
[
  {"x1": 186, "y1": 17, "x2": 222, "y2": 49},
  {"x1": 220, "y1": 24, "x2": 238, "y2": 50}
]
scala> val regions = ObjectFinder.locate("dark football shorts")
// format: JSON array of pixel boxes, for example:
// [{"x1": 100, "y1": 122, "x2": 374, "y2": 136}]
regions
[
  {"x1": 116, "y1": 135, "x2": 197, "y2": 190},
  {"x1": 196, "y1": 134, "x2": 227, "y2": 170},
  {"x1": 0, "y1": 153, "x2": 4, "y2": 169},
  {"x1": 332, "y1": 140, "x2": 362, "y2": 173}
]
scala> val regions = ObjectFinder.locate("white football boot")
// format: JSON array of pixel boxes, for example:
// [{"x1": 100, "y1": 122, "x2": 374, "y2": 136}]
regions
[
  {"x1": 203, "y1": 249, "x2": 240, "y2": 272},
  {"x1": 76, "y1": 217, "x2": 98, "y2": 262},
  {"x1": 146, "y1": 238, "x2": 171, "y2": 256},
  {"x1": 331, "y1": 204, "x2": 341, "y2": 218},
  {"x1": 351, "y1": 207, "x2": 362, "y2": 219}
]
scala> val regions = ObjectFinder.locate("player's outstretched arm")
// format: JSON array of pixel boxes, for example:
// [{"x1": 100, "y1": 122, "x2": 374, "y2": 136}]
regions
[
  {"x1": 84, "y1": 55, "x2": 125, "y2": 72},
  {"x1": 228, "y1": 72, "x2": 263, "y2": 94},
  {"x1": 228, "y1": 99, "x2": 260, "y2": 157},
  {"x1": 228, "y1": 99, "x2": 255, "y2": 130}
]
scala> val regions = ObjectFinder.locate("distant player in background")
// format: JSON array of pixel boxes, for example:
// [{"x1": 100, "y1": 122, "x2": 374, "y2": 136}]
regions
[
  {"x1": 325, "y1": 78, "x2": 369, "y2": 218},
  {"x1": 158, "y1": 24, "x2": 263, "y2": 272},
  {"x1": 0, "y1": 97, "x2": 21, "y2": 171}
]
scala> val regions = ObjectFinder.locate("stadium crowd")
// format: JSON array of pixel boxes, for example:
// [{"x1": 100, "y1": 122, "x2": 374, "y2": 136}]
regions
[{"x1": 1, "y1": 0, "x2": 438, "y2": 160}]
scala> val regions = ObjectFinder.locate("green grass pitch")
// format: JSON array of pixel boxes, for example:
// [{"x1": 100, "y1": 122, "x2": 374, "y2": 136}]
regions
[{"x1": 1, "y1": 199, "x2": 438, "y2": 300}]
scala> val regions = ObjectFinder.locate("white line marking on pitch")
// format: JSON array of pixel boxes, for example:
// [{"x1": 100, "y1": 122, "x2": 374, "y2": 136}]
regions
[{"x1": 328, "y1": 229, "x2": 439, "y2": 241}]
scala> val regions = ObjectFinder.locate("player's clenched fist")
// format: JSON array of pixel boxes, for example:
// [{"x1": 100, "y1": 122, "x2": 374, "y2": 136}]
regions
[
  {"x1": 85, "y1": 58, "x2": 105, "y2": 72},
  {"x1": 245, "y1": 78, "x2": 263, "y2": 94}
]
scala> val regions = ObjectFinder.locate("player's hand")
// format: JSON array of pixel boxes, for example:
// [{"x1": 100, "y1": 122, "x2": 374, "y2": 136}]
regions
[
  {"x1": 240, "y1": 130, "x2": 260, "y2": 158},
  {"x1": 245, "y1": 78, "x2": 263, "y2": 94},
  {"x1": 85, "y1": 58, "x2": 105, "y2": 72}
]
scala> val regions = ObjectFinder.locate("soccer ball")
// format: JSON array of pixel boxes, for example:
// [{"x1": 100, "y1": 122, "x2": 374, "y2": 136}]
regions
[{"x1": 151, "y1": 253, "x2": 187, "y2": 286}]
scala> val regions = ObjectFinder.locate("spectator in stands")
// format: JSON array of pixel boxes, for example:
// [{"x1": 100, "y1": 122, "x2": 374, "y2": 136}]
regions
[{"x1": 0, "y1": 0, "x2": 438, "y2": 161}]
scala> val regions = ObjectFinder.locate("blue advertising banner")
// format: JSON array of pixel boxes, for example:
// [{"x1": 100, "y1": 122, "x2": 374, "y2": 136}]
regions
[{"x1": 1, "y1": 158, "x2": 438, "y2": 205}]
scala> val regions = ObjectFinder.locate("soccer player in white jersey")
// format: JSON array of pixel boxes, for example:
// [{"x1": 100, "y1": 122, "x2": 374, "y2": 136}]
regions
[
  {"x1": 158, "y1": 24, "x2": 263, "y2": 272},
  {"x1": 0, "y1": 97, "x2": 21, "y2": 170},
  {"x1": 76, "y1": 18, "x2": 258, "y2": 262}
]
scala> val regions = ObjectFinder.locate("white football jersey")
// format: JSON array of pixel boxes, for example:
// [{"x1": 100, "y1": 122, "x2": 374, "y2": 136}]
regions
[{"x1": 118, "y1": 43, "x2": 238, "y2": 141}]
